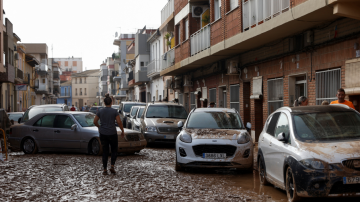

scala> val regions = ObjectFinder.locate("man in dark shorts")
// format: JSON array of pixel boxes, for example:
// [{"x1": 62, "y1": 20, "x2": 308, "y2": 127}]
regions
[{"x1": 94, "y1": 94, "x2": 125, "y2": 175}]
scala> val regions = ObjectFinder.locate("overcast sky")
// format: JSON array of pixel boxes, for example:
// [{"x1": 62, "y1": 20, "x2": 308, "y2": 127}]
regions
[{"x1": 4, "y1": 0, "x2": 168, "y2": 70}]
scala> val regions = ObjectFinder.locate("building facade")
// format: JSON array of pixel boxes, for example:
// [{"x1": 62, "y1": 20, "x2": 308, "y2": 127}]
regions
[
  {"x1": 57, "y1": 80, "x2": 72, "y2": 106},
  {"x1": 54, "y1": 57, "x2": 83, "y2": 73},
  {"x1": 72, "y1": 69, "x2": 99, "y2": 109}
]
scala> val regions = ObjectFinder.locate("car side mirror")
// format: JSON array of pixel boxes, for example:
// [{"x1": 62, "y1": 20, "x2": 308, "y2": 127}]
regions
[
  {"x1": 126, "y1": 114, "x2": 130, "y2": 117},
  {"x1": 177, "y1": 121, "x2": 184, "y2": 130},
  {"x1": 71, "y1": 124, "x2": 77, "y2": 131},
  {"x1": 18, "y1": 117, "x2": 22, "y2": 124},
  {"x1": 277, "y1": 132, "x2": 287, "y2": 142}
]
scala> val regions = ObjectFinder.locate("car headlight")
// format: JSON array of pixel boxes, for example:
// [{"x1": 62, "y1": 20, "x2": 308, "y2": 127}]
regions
[
  {"x1": 237, "y1": 132, "x2": 250, "y2": 144},
  {"x1": 300, "y1": 159, "x2": 332, "y2": 170},
  {"x1": 179, "y1": 133, "x2": 192, "y2": 143},
  {"x1": 145, "y1": 126, "x2": 157, "y2": 132}
]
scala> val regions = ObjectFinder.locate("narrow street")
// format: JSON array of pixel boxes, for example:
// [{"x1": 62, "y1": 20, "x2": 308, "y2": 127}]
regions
[{"x1": 1, "y1": 147, "x2": 359, "y2": 202}]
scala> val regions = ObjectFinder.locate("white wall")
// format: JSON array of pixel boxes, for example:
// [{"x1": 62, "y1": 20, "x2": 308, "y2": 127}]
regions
[{"x1": 150, "y1": 77, "x2": 164, "y2": 101}]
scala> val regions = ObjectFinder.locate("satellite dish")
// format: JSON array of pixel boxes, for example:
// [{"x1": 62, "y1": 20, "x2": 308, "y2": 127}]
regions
[{"x1": 115, "y1": 32, "x2": 118, "y2": 37}]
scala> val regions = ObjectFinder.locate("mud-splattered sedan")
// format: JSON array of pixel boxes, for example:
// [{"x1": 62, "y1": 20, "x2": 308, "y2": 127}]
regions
[
  {"x1": 258, "y1": 105, "x2": 360, "y2": 201},
  {"x1": 175, "y1": 108, "x2": 253, "y2": 171},
  {"x1": 8, "y1": 112, "x2": 147, "y2": 155}
]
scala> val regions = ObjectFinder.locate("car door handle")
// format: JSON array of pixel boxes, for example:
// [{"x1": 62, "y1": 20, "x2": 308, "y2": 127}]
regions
[
  {"x1": 54, "y1": 130, "x2": 60, "y2": 133},
  {"x1": 269, "y1": 141, "x2": 272, "y2": 146},
  {"x1": 33, "y1": 129, "x2": 39, "y2": 132}
]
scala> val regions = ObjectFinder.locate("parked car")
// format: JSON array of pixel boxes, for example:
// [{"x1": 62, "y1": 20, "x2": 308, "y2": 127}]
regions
[
  {"x1": 119, "y1": 102, "x2": 146, "y2": 127},
  {"x1": 20, "y1": 104, "x2": 69, "y2": 123},
  {"x1": 8, "y1": 112, "x2": 147, "y2": 155},
  {"x1": 257, "y1": 105, "x2": 360, "y2": 201},
  {"x1": 141, "y1": 102, "x2": 187, "y2": 144},
  {"x1": 175, "y1": 108, "x2": 253, "y2": 171},
  {"x1": 132, "y1": 106, "x2": 145, "y2": 132},
  {"x1": 7, "y1": 112, "x2": 24, "y2": 125},
  {"x1": 89, "y1": 106, "x2": 104, "y2": 114},
  {"x1": 127, "y1": 106, "x2": 140, "y2": 129},
  {"x1": 112, "y1": 105, "x2": 120, "y2": 111}
]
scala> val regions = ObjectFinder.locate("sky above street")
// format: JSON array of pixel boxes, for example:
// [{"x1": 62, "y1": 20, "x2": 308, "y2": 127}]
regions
[{"x1": 4, "y1": 0, "x2": 168, "y2": 70}]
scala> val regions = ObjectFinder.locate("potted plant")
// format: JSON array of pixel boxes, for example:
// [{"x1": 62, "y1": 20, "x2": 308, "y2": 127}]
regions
[
  {"x1": 164, "y1": 33, "x2": 171, "y2": 40},
  {"x1": 167, "y1": 41, "x2": 172, "y2": 48}
]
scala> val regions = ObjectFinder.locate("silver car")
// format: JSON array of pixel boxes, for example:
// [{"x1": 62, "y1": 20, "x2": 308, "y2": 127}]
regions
[
  {"x1": 132, "y1": 106, "x2": 145, "y2": 132},
  {"x1": 127, "y1": 106, "x2": 140, "y2": 129},
  {"x1": 8, "y1": 112, "x2": 147, "y2": 155}
]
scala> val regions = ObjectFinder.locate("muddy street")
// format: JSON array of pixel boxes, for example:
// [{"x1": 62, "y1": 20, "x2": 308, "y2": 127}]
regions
[{"x1": 0, "y1": 147, "x2": 358, "y2": 201}]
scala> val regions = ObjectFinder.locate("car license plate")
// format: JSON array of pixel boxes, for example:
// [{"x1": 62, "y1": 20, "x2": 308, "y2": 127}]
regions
[
  {"x1": 343, "y1": 176, "x2": 360, "y2": 184},
  {"x1": 202, "y1": 153, "x2": 226, "y2": 159},
  {"x1": 164, "y1": 135, "x2": 174, "y2": 139}
]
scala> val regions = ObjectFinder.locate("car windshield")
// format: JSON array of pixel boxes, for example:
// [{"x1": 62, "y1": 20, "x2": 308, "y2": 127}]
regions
[
  {"x1": 293, "y1": 111, "x2": 360, "y2": 141},
  {"x1": 8, "y1": 114, "x2": 23, "y2": 121},
  {"x1": 146, "y1": 105, "x2": 187, "y2": 119},
  {"x1": 73, "y1": 113, "x2": 98, "y2": 127},
  {"x1": 137, "y1": 108, "x2": 145, "y2": 118},
  {"x1": 187, "y1": 112, "x2": 243, "y2": 129},
  {"x1": 131, "y1": 107, "x2": 139, "y2": 117},
  {"x1": 24, "y1": 107, "x2": 62, "y2": 122},
  {"x1": 124, "y1": 104, "x2": 145, "y2": 113}
]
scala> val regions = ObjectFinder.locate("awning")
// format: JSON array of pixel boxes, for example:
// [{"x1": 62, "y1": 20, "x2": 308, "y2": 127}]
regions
[
  {"x1": 25, "y1": 54, "x2": 40, "y2": 67},
  {"x1": 251, "y1": 76, "x2": 263, "y2": 99},
  {"x1": 344, "y1": 87, "x2": 360, "y2": 95}
]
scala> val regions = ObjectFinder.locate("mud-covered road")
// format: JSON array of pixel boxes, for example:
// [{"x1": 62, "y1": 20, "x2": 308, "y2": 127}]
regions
[{"x1": 0, "y1": 147, "x2": 359, "y2": 201}]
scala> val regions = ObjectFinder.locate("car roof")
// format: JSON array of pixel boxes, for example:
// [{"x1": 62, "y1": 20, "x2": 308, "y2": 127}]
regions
[
  {"x1": 30, "y1": 104, "x2": 66, "y2": 109},
  {"x1": 7, "y1": 112, "x2": 24, "y2": 114},
  {"x1": 122, "y1": 102, "x2": 146, "y2": 104},
  {"x1": 42, "y1": 111, "x2": 93, "y2": 115},
  {"x1": 192, "y1": 108, "x2": 237, "y2": 113},
  {"x1": 146, "y1": 102, "x2": 184, "y2": 106},
  {"x1": 277, "y1": 105, "x2": 355, "y2": 113}
]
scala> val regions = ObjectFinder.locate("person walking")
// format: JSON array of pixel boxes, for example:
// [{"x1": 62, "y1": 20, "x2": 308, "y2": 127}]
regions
[
  {"x1": 70, "y1": 105, "x2": 76, "y2": 111},
  {"x1": 293, "y1": 96, "x2": 308, "y2": 107},
  {"x1": 93, "y1": 94, "x2": 125, "y2": 175},
  {"x1": 330, "y1": 88, "x2": 355, "y2": 109}
]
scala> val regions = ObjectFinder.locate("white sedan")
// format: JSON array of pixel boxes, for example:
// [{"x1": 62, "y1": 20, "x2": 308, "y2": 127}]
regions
[{"x1": 175, "y1": 108, "x2": 253, "y2": 171}]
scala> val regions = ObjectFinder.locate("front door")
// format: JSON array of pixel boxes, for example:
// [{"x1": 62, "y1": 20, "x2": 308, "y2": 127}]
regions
[
  {"x1": 31, "y1": 115, "x2": 56, "y2": 149},
  {"x1": 52, "y1": 115, "x2": 80, "y2": 150}
]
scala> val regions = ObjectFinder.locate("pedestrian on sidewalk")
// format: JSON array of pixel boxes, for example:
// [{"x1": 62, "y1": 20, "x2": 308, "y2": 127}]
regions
[
  {"x1": 70, "y1": 105, "x2": 76, "y2": 111},
  {"x1": 330, "y1": 88, "x2": 355, "y2": 109},
  {"x1": 93, "y1": 94, "x2": 125, "y2": 175},
  {"x1": 293, "y1": 96, "x2": 308, "y2": 107}
]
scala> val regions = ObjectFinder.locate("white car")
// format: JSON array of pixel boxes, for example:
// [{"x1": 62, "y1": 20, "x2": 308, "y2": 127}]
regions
[
  {"x1": 132, "y1": 106, "x2": 145, "y2": 132},
  {"x1": 257, "y1": 105, "x2": 360, "y2": 201},
  {"x1": 127, "y1": 106, "x2": 140, "y2": 129},
  {"x1": 175, "y1": 108, "x2": 253, "y2": 171}
]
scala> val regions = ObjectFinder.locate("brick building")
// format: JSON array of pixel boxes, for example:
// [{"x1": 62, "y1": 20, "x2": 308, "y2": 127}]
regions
[{"x1": 160, "y1": 0, "x2": 360, "y2": 141}]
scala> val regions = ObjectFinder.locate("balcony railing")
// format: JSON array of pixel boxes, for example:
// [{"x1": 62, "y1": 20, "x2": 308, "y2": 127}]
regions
[
  {"x1": 148, "y1": 60, "x2": 161, "y2": 77},
  {"x1": 161, "y1": 49, "x2": 175, "y2": 71},
  {"x1": 242, "y1": 0, "x2": 290, "y2": 31},
  {"x1": 60, "y1": 92, "x2": 71, "y2": 97},
  {"x1": 161, "y1": 0, "x2": 174, "y2": 24},
  {"x1": 191, "y1": 24, "x2": 211, "y2": 56}
]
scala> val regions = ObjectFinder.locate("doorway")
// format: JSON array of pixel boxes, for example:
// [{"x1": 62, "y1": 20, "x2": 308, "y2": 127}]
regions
[
  {"x1": 289, "y1": 74, "x2": 307, "y2": 107},
  {"x1": 218, "y1": 86, "x2": 227, "y2": 108},
  {"x1": 141, "y1": 91, "x2": 146, "y2": 102}
]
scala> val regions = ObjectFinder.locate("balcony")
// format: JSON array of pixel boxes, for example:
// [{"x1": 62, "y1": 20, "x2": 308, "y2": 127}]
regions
[
  {"x1": 15, "y1": 68, "x2": 23, "y2": 84},
  {"x1": 147, "y1": 60, "x2": 161, "y2": 77},
  {"x1": 161, "y1": 49, "x2": 175, "y2": 71},
  {"x1": 120, "y1": 79, "x2": 129, "y2": 90},
  {"x1": 161, "y1": 0, "x2": 174, "y2": 25},
  {"x1": 111, "y1": 89, "x2": 116, "y2": 95},
  {"x1": 60, "y1": 92, "x2": 71, "y2": 98},
  {"x1": 52, "y1": 67, "x2": 62, "y2": 74},
  {"x1": 135, "y1": 67, "x2": 149, "y2": 84},
  {"x1": 191, "y1": 24, "x2": 211, "y2": 56},
  {"x1": 35, "y1": 63, "x2": 49, "y2": 75},
  {"x1": 54, "y1": 80, "x2": 60, "y2": 86},
  {"x1": 53, "y1": 72, "x2": 60, "y2": 80},
  {"x1": 35, "y1": 81, "x2": 49, "y2": 94},
  {"x1": 0, "y1": 63, "x2": 15, "y2": 83}
]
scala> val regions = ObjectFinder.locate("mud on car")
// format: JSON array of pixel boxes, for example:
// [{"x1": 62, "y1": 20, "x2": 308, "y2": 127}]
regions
[
  {"x1": 258, "y1": 105, "x2": 360, "y2": 201},
  {"x1": 175, "y1": 108, "x2": 253, "y2": 171}
]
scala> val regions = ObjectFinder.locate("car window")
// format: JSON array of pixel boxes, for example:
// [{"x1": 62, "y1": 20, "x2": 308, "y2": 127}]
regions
[
  {"x1": 266, "y1": 112, "x2": 280, "y2": 136},
  {"x1": 137, "y1": 108, "x2": 145, "y2": 118},
  {"x1": 8, "y1": 114, "x2": 23, "y2": 121},
  {"x1": 54, "y1": 115, "x2": 75, "y2": 129},
  {"x1": 34, "y1": 115, "x2": 56, "y2": 127},
  {"x1": 274, "y1": 113, "x2": 290, "y2": 143},
  {"x1": 124, "y1": 104, "x2": 145, "y2": 113},
  {"x1": 131, "y1": 107, "x2": 139, "y2": 117},
  {"x1": 73, "y1": 113, "x2": 98, "y2": 127},
  {"x1": 146, "y1": 105, "x2": 187, "y2": 119},
  {"x1": 187, "y1": 112, "x2": 243, "y2": 129}
]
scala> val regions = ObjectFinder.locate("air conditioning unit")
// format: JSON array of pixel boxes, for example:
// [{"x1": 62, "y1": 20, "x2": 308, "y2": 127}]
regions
[
  {"x1": 227, "y1": 61, "x2": 239, "y2": 75},
  {"x1": 183, "y1": 75, "x2": 193, "y2": 86},
  {"x1": 192, "y1": 6, "x2": 208, "y2": 18}
]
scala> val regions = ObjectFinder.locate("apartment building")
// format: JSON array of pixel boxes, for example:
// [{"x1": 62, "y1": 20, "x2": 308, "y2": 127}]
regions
[
  {"x1": 72, "y1": 69, "x2": 99, "y2": 109},
  {"x1": 97, "y1": 63, "x2": 107, "y2": 105},
  {"x1": 57, "y1": 80, "x2": 72, "y2": 106},
  {"x1": 157, "y1": 0, "x2": 360, "y2": 142},
  {"x1": 54, "y1": 57, "x2": 83, "y2": 73}
]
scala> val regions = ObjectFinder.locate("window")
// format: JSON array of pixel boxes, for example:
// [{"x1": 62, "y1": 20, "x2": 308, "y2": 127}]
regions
[
  {"x1": 177, "y1": 25, "x2": 181, "y2": 45},
  {"x1": 316, "y1": 69, "x2": 341, "y2": 105},
  {"x1": 54, "y1": 115, "x2": 74, "y2": 129},
  {"x1": 80, "y1": 78, "x2": 82, "y2": 83},
  {"x1": 141, "y1": 62, "x2": 144, "y2": 67},
  {"x1": 75, "y1": 89, "x2": 78, "y2": 95},
  {"x1": 34, "y1": 115, "x2": 56, "y2": 127},
  {"x1": 185, "y1": 18, "x2": 189, "y2": 41},
  {"x1": 209, "y1": 88, "x2": 217, "y2": 107},
  {"x1": 65, "y1": 88, "x2": 67, "y2": 96},
  {"x1": 266, "y1": 112, "x2": 280, "y2": 136},
  {"x1": 80, "y1": 88, "x2": 83, "y2": 95},
  {"x1": 230, "y1": 85, "x2": 240, "y2": 112},
  {"x1": 146, "y1": 105, "x2": 187, "y2": 119},
  {"x1": 179, "y1": 93, "x2": 184, "y2": 105},
  {"x1": 268, "y1": 78, "x2": 283, "y2": 115},
  {"x1": 190, "y1": 92, "x2": 196, "y2": 110},
  {"x1": 84, "y1": 78, "x2": 86, "y2": 83},
  {"x1": 230, "y1": 0, "x2": 238, "y2": 11},
  {"x1": 274, "y1": 113, "x2": 290, "y2": 139},
  {"x1": 75, "y1": 78, "x2": 77, "y2": 84},
  {"x1": 214, "y1": 0, "x2": 221, "y2": 20}
]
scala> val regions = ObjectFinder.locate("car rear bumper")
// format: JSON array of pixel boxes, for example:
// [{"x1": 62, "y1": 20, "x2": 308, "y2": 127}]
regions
[
  {"x1": 144, "y1": 132, "x2": 178, "y2": 143},
  {"x1": 117, "y1": 139, "x2": 147, "y2": 152},
  {"x1": 7, "y1": 137, "x2": 21, "y2": 151}
]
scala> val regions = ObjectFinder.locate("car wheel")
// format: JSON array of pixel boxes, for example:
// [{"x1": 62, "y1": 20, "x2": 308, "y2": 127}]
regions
[
  {"x1": 286, "y1": 167, "x2": 301, "y2": 202},
  {"x1": 259, "y1": 157, "x2": 269, "y2": 185},
  {"x1": 175, "y1": 152, "x2": 184, "y2": 172},
  {"x1": 91, "y1": 138, "x2": 103, "y2": 156},
  {"x1": 22, "y1": 138, "x2": 38, "y2": 154}
]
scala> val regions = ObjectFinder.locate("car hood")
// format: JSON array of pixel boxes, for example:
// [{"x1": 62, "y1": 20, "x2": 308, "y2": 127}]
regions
[
  {"x1": 184, "y1": 129, "x2": 248, "y2": 140},
  {"x1": 296, "y1": 139, "x2": 360, "y2": 163},
  {"x1": 145, "y1": 118, "x2": 186, "y2": 128}
]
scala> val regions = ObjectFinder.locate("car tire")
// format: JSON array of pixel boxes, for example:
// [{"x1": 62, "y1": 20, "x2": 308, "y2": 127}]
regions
[
  {"x1": 175, "y1": 152, "x2": 184, "y2": 172},
  {"x1": 286, "y1": 167, "x2": 301, "y2": 202},
  {"x1": 259, "y1": 157, "x2": 269, "y2": 185},
  {"x1": 22, "y1": 137, "x2": 38, "y2": 154},
  {"x1": 91, "y1": 138, "x2": 103, "y2": 156}
]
